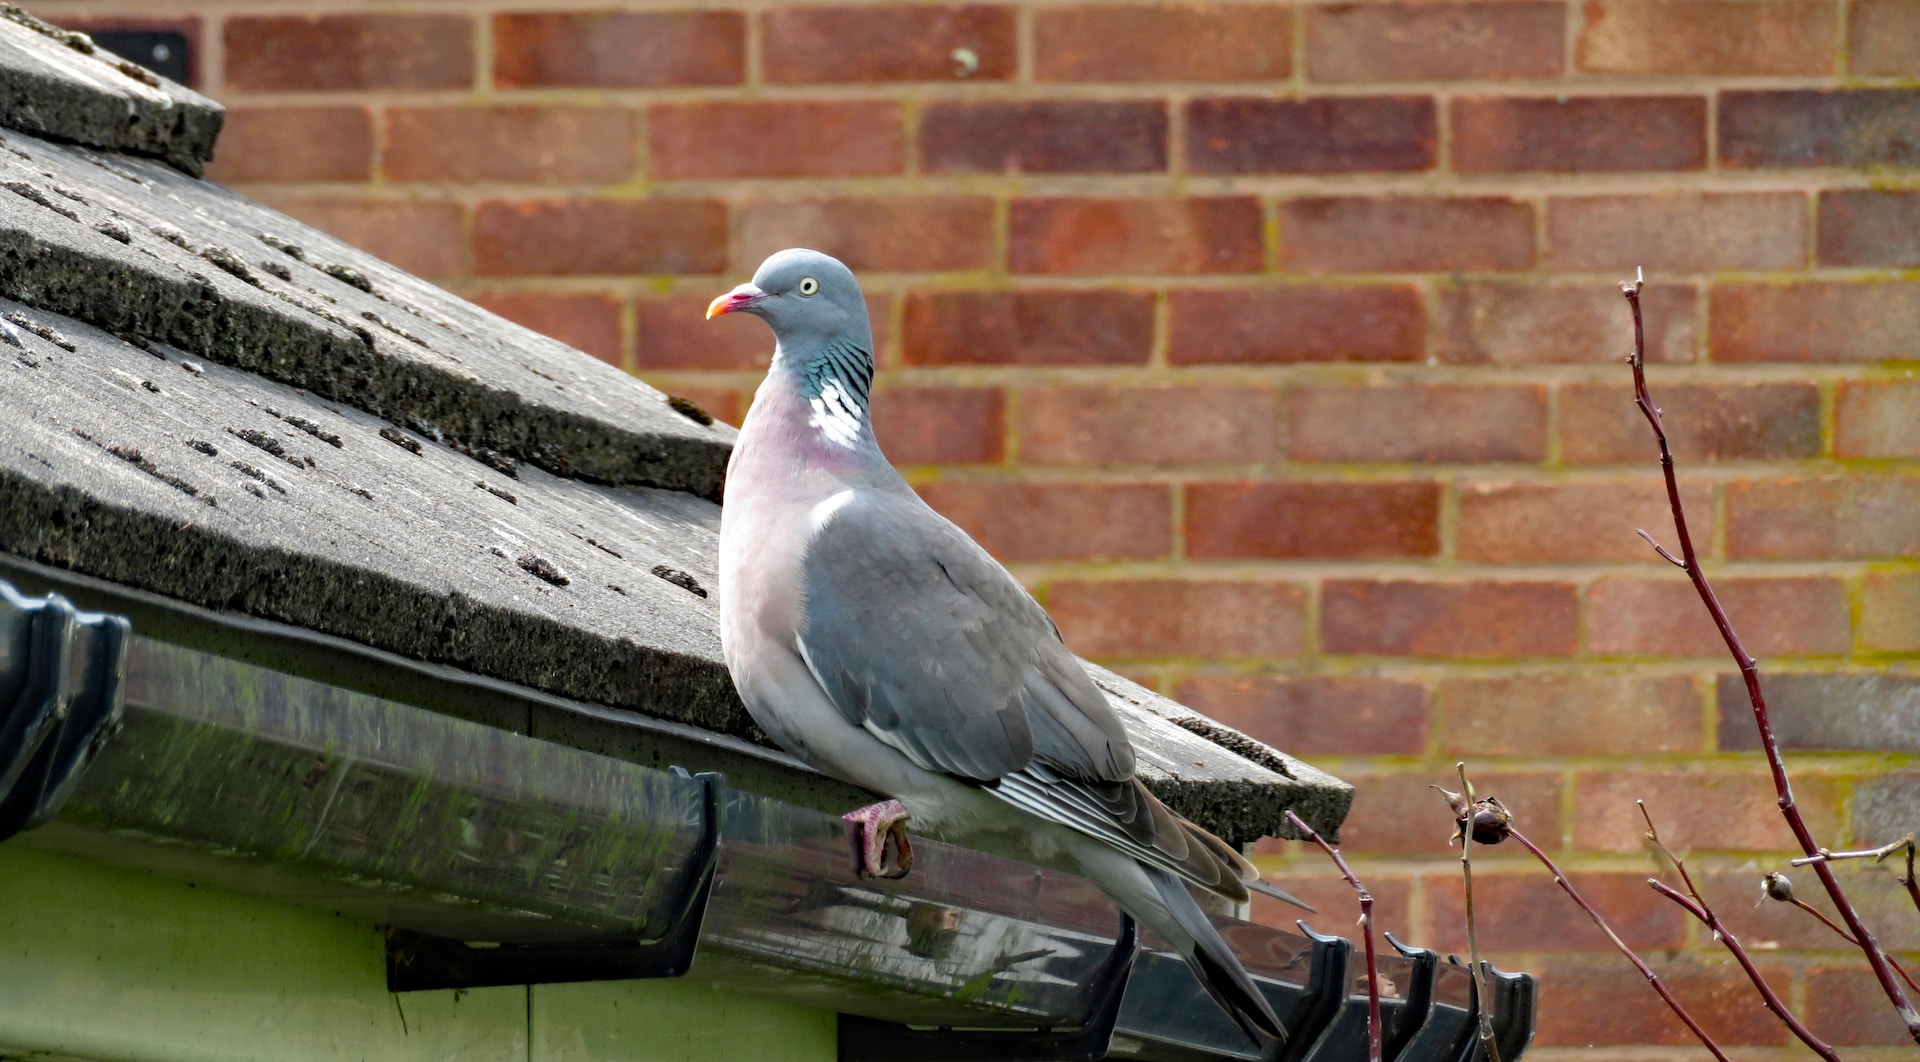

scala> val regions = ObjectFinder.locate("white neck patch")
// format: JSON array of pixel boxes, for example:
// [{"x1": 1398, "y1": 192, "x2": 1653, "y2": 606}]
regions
[{"x1": 808, "y1": 377, "x2": 865, "y2": 450}]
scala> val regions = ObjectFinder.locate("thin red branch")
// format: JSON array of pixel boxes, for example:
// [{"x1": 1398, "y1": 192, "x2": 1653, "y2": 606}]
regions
[
  {"x1": 1504, "y1": 827, "x2": 1730, "y2": 1062},
  {"x1": 1622, "y1": 274, "x2": 1920, "y2": 1040},
  {"x1": 1764, "y1": 874, "x2": 1920, "y2": 996},
  {"x1": 1639, "y1": 804, "x2": 1839, "y2": 1062},
  {"x1": 1646, "y1": 881, "x2": 1839, "y2": 1061},
  {"x1": 1285, "y1": 809, "x2": 1380, "y2": 1062}
]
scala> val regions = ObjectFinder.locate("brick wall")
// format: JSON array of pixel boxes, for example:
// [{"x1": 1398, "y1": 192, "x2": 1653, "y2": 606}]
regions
[{"x1": 43, "y1": 0, "x2": 1920, "y2": 1044}]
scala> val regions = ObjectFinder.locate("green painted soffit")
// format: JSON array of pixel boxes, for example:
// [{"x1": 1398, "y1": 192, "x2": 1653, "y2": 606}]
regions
[{"x1": 0, "y1": 847, "x2": 836, "y2": 1062}]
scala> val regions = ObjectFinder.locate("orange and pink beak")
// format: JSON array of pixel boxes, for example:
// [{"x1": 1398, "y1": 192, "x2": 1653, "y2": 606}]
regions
[{"x1": 706, "y1": 283, "x2": 770, "y2": 319}]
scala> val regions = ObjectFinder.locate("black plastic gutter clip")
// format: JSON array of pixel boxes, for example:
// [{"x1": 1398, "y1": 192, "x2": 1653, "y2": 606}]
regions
[
  {"x1": 1455, "y1": 959, "x2": 1534, "y2": 1062},
  {"x1": 0, "y1": 580, "x2": 130, "y2": 844},
  {"x1": 386, "y1": 768, "x2": 727, "y2": 992},
  {"x1": 1272, "y1": 922, "x2": 1352, "y2": 1062},
  {"x1": 1439, "y1": 956, "x2": 1534, "y2": 1062},
  {"x1": 1377, "y1": 933, "x2": 1443, "y2": 1062},
  {"x1": 839, "y1": 911, "x2": 1139, "y2": 1062}
]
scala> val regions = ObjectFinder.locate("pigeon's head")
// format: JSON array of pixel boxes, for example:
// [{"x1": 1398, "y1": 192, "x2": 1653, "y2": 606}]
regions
[{"x1": 706, "y1": 248, "x2": 870, "y2": 352}]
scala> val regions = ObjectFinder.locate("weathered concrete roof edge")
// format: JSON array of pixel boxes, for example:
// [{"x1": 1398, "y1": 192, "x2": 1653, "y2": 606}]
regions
[
  {"x1": 0, "y1": 6, "x2": 221, "y2": 175},
  {"x1": 0, "y1": 11, "x2": 735, "y2": 500}
]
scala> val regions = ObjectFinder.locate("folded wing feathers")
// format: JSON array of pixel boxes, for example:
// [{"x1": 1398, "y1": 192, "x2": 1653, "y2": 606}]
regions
[{"x1": 800, "y1": 490, "x2": 1256, "y2": 902}]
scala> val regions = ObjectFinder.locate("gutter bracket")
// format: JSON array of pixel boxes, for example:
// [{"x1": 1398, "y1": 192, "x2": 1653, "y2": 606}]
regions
[
  {"x1": 1451, "y1": 959, "x2": 1534, "y2": 1062},
  {"x1": 838, "y1": 911, "x2": 1139, "y2": 1062},
  {"x1": 385, "y1": 768, "x2": 726, "y2": 992},
  {"x1": 0, "y1": 581, "x2": 129, "y2": 844},
  {"x1": 1275, "y1": 922, "x2": 1352, "y2": 1061},
  {"x1": 1379, "y1": 933, "x2": 1443, "y2": 1062}
]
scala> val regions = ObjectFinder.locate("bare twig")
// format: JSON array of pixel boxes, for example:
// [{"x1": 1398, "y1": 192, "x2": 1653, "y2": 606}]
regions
[
  {"x1": 1638, "y1": 804, "x2": 1839, "y2": 1061},
  {"x1": 1285, "y1": 810, "x2": 1380, "y2": 1062},
  {"x1": 1761, "y1": 872, "x2": 1920, "y2": 995},
  {"x1": 1447, "y1": 763, "x2": 1501, "y2": 1062},
  {"x1": 1790, "y1": 833, "x2": 1915, "y2": 867},
  {"x1": 1499, "y1": 826, "x2": 1730, "y2": 1062},
  {"x1": 1622, "y1": 273, "x2": 1920, "y2": 1039}
]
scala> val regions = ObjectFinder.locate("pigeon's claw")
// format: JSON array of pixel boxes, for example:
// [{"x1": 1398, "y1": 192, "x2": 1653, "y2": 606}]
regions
[{"x1": 844, "y1": 799, "x2": 914, "y2": 879}]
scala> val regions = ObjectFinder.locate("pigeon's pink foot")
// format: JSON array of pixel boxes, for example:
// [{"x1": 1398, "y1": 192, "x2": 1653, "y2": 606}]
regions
[{"x1": 843, "y1": 799, "x2": 914, "y2": 879}]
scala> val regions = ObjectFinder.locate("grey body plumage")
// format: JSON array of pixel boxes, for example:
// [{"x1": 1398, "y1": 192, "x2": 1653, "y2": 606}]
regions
[{"x1": 710, "y1": 248, "x2": 1288, "y2": 1043}]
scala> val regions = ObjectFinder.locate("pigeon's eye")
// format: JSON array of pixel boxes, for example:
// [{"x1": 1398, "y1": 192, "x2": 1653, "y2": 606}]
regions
[{"x1": 797, "y1": 276, "x2": 820, "y2": 297}]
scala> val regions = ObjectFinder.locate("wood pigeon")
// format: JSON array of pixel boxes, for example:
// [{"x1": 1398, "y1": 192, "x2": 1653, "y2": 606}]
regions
[{"x1": 709, "y1": 248, "x2": 1297, "y2": 1043}]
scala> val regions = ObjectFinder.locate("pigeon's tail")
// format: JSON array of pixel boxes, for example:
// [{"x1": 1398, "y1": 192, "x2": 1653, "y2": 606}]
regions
[
  {"x1": 1145, "y1": 863, "x2": 1286, "y2": 1044},
  {"x1": 1071, "y1": 838, "x2": 1285, "y2": 1045}
]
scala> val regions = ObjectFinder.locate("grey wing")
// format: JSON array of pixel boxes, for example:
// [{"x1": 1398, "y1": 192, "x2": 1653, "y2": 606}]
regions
[
  {"x1": 796, "y1": 491, "x2": 1132, "y2": 785},
  {"x1": 799, "y1": 491, "x2": 1253, "y2": 900}
]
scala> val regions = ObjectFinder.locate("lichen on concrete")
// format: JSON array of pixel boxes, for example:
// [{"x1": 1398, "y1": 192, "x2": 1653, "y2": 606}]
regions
[
  {"x1": 0, "y1": 11, "x2": 221, "y2": 175},
  {"x1": 0, "y1": 130, "x2": 735, "y2": 501}
]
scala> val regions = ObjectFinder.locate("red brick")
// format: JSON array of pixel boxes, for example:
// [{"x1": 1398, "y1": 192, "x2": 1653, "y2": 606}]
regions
[
  {"x1": 1169, "y1": 286, "x2": 1424, "y2": 364},
  {"x1": 1861, "y1": 570, "x2": 1920, "y2": 651},
  {"x1": 1322, "y1": 580, "x2": 1579, "y2": 658},
  {"x1": 1452, "y1": 96, "x2": 1706, "y2": 173},
  {"x1": 1590, "y1": 576, "x2": 1851, "y2": 657},
  {"x1": 1808, "y1": 967, "x2": 1919, "y2": 1045},
  {"x1": 1719, "y1": 671, "x2": 1920, "y2": 753},
  {"x1": 1247, "y1": 872, "x2": 1415, "y2": 943},
  {"x1": 1335, "y1": 770, "x2": 1562, "y2": 853},
  {"x1": 1728, "y1": 477, "x2": 1920, "y2": 559},
  {"x1": 1819, "y1": 189, "x2": 1920, "y2": 267},
  {"x1": 1280, "y1": 197, "x2": 1534, "y2": 273},
  {"x1": 1560, "y1": 382, "x2": 1822, "y2": 464},
  {"x1": 1011, "y1": 197, "x2": 1263, "y2": 275},
  {"x1": 1856, "y1": 771, "x2": 1920, "y2": 854},
  {"x1": 901, "y1": 290, "x2": 1152, "y2": 366},
  {"x1": 872, "y1": 387, "x2": 1003, "y2": 465},
  {"x1": 493, "y1": 11, "x2": 743, "y2": 88},
  {"x1": 637, "y1": 291, "x2": 892, "y2": 371},
  {"x1": 763, "y1": 5, "x2": 1015, "y2": 83},
  {"x1": 1456, "y1": 480, "x2": 1712, "y2": 564},
  {"x1": 1852, "y1": 0, "x2": 1920, "y2": 74},
  {"x1": 1721, "y1": 89, "x2": 1920, "y2": 168},
  {"x1": 1306, "y1": 1, "x2": 1564, "y2": 82},
  {"x1": 225, "y1": 15, "x2": 473, "y2": 92},
  {"x1": 916, "y1": 482, "x2": 1171, "y2": 562},
  {"x1": 470, "y1": 292, "x2": 624, "y2": 368},
  {"x1": 1045, "y1": 579, "x2": 1307, "y2": 658},
  {"x1": 1836, "y1": 380, "x2": 1920, "y2": 457},
  {"x1": 260, "y1": 197, "x2": 465, "y2": 279},
  {"x1": 1174, "y1": 674, "x2": 1431, "y2": 756},
  {"x1": 1435, "y1": 282, "x2": 1696, "y2": 365},
  {"x1": 1439, "y1": 674, "x2": 1703, "y2": 757},
  {"x1": 1574, "y1": 770, "x2": 1841, "y2": 853},
  {"x1": 738, "y1": 197, "x2": 994, "y2": 273},
  {"x1": 1577, "y1": 0, "x2": 1836, "y2": 75},
  {"x1": 207, "y1": 106, "x2": 371, "y2": 184},
  {"x1": 473, "y1": 200, "x2": 727, "y2": 278},
  {"x1": 1531, "y1": 957, "x2": 1793, "y2": 1046},
  {"x1": 1034, "y1": 4, "x2": 1292, "y2": 82},
  {"x1": 649, "y1": 101, "x2": 903, "y2": 180},
  {"x1": 1186, "y1": 97, "x2": 1435, "y2": 175},
  {"x1": 1546, "y1": 193, "x2": 1806, "y2": 273},
  {"x1": 1288, "y1": 385, "x2": 1546, "y2": 463},
  {"x1": 921, "y1": 101, "x2": 1166, "y2": 175},
  {"x1": 1017, "y1": 386, "x2": 1276, "y2": 466},
  {"x1": 383, "y1": 106, "x2": 635, "y2": 184},
  {"x1": 1698, "y1": 869, "x2": 1920, "y2": 952},
  {"x1": 1713, "y1": 281, "x2": 1920, "y2": 362},
  {"x1": 1186, "y1": 482, "x2": 1440, "y2": 559},
  {"x1": 638, "y1": 292, "x2": 770, "y2": 371},
  {"x1": 1426, "y1": 871, "x2": 1687, "y2": 954}
]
